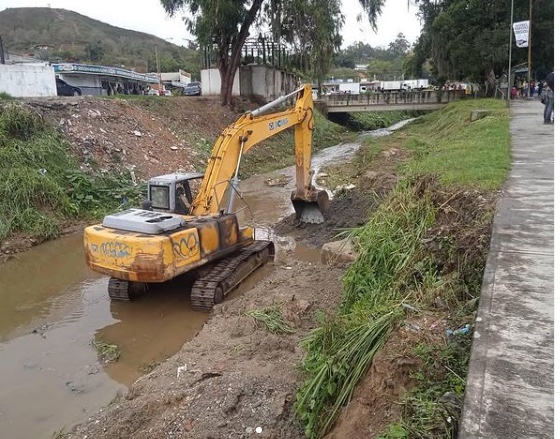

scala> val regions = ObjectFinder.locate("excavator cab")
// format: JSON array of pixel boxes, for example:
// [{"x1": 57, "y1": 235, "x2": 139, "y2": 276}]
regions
[{"x1": 143, "y1": 172, "x2": 204, "y2": 215}]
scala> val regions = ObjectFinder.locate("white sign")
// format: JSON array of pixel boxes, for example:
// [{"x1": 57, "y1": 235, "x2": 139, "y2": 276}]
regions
[{"x1": 513, "y1": 20, "x2": 530, "y2": 48}]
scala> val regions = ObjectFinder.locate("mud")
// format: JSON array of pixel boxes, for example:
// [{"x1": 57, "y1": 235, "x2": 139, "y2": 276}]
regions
[{"x1": 67, "y1": 260, "x2": 347, "y2": 439}]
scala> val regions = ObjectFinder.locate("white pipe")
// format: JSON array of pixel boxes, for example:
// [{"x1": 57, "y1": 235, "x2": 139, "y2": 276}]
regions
[{"x1": 250, "y1": 86, "x2": 305, "y2": 117}]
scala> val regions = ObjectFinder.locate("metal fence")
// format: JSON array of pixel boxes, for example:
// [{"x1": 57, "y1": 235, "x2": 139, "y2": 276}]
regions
[{"x1": 323, "y1": 89, "x2": 467, "y2": 107}]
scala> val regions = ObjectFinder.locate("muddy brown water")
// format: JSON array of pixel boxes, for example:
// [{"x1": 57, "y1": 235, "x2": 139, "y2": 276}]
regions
[{"x1": 0, "y1": 120, "x2": 412, "y2": 439}]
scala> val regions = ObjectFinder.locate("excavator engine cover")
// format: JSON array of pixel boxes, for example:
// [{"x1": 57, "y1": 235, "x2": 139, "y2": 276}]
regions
[{"x1": 291, "y1": 189, "x2": 329, "y2": 224}]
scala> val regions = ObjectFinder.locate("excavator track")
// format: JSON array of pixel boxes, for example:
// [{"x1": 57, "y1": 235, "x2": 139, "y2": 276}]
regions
[
  {"x1": 190, "y1": 240, "x2": 275, "y2": 311},
  {"x1": 108, "y1": 278, "x2": 146, "y2": 301}
]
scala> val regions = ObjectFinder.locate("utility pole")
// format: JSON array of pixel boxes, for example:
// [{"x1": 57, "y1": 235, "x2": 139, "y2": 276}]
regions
[
  {"x1": 155, "y1": 45, "x2": 161, "y2": 88},
  {"x1": 507, "y1": 0, "x2": 514, "y2": 101},
  {"x1": 0, "y1": 35, "x2": 5, "y2": 65},
  {"x1": 527, "y1": 0, "x2": 532, "y2": 89}
]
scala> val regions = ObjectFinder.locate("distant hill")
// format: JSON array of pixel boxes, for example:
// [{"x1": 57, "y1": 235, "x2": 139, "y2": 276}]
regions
[{"x1": 0, "y1": 7, "x2": 200, "y2": 76}]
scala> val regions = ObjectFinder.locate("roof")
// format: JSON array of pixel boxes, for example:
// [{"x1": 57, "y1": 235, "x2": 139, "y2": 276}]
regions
[
  {"x1": 149, "y1": 172, "x2": 205, "y2": 183},
  {"x1": 52, "y1": 63, "x2": 159, "y2": 83}
]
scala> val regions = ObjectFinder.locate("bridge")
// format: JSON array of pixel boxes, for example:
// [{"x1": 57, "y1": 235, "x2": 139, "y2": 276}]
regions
[{"x1": 318, "y1": 89, "x2": 467, "y2": 113}]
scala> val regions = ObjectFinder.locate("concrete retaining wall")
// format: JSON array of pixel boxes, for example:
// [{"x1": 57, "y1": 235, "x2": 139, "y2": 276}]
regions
[
  {"x1": 200, "y1": 68, "x2": 240, "y2": 96},
  {"x1": 0, "y1": 64, "x2": 57, "y2": 97},
  {"x1": 201, "y1": 66, "x2": 298, "y2": 100}
]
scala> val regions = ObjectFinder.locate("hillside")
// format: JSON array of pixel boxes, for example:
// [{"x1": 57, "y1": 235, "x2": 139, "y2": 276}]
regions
[{"x1": 0, "y1": 7, "x2": 200, "y2": 75}]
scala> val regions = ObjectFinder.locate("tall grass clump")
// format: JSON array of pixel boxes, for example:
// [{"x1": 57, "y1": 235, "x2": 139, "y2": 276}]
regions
[
  {"x1": 0, "y1": 103, "x2": 141, "y2": 242},
  {"x1": 245, "y1": 306, "x2": 296, "y2": 334},
  {"x1": 296, "y1": 179, "x2": 439, "y2": 438}
]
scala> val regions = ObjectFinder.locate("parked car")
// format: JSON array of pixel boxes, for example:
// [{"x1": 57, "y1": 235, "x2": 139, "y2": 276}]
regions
[
  {"x1": 183, "y1": 82, "x2": 202, "y2": 96},
  {"x1": 147, "y1": 89, "x2": 160, "y2": 96},
  {"x1": 163, "y1": 90, "x2": 172, "y2": 97},
  {"x1": 56, "y1": 78, "x2": 82, "y2": 97}
]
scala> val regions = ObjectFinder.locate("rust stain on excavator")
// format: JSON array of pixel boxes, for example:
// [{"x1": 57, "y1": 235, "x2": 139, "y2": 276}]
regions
[{"x1": 131, "y1": 251, "x2": 167, "y2": 281}]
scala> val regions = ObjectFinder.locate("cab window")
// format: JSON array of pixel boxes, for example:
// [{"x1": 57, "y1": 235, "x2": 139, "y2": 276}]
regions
[{"x1": 150, "y1": 185, "x2": 169, "y2": 209}]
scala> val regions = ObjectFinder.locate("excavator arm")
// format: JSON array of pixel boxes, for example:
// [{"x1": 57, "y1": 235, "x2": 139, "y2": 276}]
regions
[{"x1": 190, "y1": 84, "x2": 328, "y2": 223}]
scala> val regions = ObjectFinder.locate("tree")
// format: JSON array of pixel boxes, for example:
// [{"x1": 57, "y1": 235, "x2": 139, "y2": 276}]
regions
[
  {"x1": 161, "y1": 0, "x2": 385, "y2": 105},
  {"x1": 411, "y1": 0, "x2": 554, "y2": 93},
  {"x1": 388, "y1": 32, "x2": 410, "y2": 57},
  {"x1": 85, "y1": 41, "x2": 104, "y2": 62},
  {"x1": 161, "y1": 0, "x2": 265, "y2": 106},
  {"x1": 366, "y1": 59, "x2": 404, "y2": 80},
  {"x1": 281, "y1": 0, "x2": 343, "y2": 95}
]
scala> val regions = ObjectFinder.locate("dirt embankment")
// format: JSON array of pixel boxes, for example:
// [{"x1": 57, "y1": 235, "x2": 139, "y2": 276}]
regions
[{"x1": 27, "y1": 96, "x2": 249, "y2": 180}]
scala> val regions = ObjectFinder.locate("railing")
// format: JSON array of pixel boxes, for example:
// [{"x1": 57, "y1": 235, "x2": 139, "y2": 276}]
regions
[{"x1": 323, "y1": 89, "x2": 467, "y2": 108}]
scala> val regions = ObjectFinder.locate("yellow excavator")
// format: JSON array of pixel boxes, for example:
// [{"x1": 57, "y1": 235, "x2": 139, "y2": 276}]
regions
[{"x1": 84, "y1": 84, "x2": 328, "y2": 311}]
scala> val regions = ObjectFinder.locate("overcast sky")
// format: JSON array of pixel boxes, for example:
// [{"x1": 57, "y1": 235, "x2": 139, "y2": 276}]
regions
[{"x1": 0, "y1": 0, "x2": 422, "y2": 49}]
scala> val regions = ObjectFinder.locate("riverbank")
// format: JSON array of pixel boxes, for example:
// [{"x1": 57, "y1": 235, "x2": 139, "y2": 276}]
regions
[{"x1": 61, "y1": 98, "x2": 510, "y2": 438}]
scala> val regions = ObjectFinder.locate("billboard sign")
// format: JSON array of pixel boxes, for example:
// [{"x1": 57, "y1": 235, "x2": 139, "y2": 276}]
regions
[{"x1": 512, "y1": 21, "x2": 530, "y2": 48}]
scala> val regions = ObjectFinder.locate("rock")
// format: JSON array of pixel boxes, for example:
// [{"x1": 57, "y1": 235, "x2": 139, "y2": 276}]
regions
[
  {"x1": 88, "y1": 109, "x2": 102, "y2": 118},
  {"x1": 170, "y1": 146, "x2": 179, "y2": 150},
  {"x1": 133, "y1": 130, "x2": 142, "y2": 137},
  {"x1": 321, "y1": 238, "x2": 357, "y2": 266}
]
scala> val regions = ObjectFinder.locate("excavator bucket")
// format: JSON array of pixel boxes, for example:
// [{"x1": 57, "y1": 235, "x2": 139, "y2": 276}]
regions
[{"x1": 291, "y1": 189, "x2": 329, "y2": 224}]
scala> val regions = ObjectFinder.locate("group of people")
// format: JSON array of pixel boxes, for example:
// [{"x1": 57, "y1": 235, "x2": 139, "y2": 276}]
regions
[
  {"x1": 509, "y1": 71, "x2": 553, "y2": 124},
  {"x1": 542, "y1": 71, "x2": 554, "y2": 125}
]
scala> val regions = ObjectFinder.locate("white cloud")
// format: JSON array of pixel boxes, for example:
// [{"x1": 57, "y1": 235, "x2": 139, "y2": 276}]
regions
[{"x1": 0, "y1": 0, "x2": 422, "y2": 48}]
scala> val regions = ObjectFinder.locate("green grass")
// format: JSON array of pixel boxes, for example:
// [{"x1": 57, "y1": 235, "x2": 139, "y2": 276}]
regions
[
  {"x1": 348, "y1": 110, "x2": 421, "y2": 131},
  {"x1": 245, "y1": 307, "x2": 296, "y2": 334},
  {"x1": 0, "y1": 103, "x2": 143, "y2": 242},
  {"x1": 92, "y1": 337, "x2": 121, "y2": 363},
  {"x1": 295, "y1": 98, "x2": 510, "y2": 438},
  {"x1": 398, "y1": 99, "x2": 510, "y2": 190},
  {"x1": 0, "y1": 92, "x2": 14, "y2": 100}
]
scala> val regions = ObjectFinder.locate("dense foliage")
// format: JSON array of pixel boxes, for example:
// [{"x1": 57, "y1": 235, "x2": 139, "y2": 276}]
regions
[
  {"x1": 0, "y1": 104, "x2": 142, "y2": 242},
  {"x1": 329, "y1": 35, "x2": 412, "y2": 81},
  {"x1": 409, "y1": 0, "x2": 554, "y2": 88}
]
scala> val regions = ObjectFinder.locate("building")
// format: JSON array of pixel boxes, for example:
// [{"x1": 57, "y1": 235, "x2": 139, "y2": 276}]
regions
[
  {"x1": 201, "y1": 65, "x2": 298, "y2": 101},
  {"x1": 52, "y1": 63, "x2": 160, "y2": 96},
  {"x1": 160, "y1": 69, "x2": 192, "y2": 89}
]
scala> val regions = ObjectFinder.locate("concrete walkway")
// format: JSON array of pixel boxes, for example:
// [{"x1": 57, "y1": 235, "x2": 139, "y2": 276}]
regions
[{"x1": 459, "y1": 100, "x2": 554, "y2": 438}]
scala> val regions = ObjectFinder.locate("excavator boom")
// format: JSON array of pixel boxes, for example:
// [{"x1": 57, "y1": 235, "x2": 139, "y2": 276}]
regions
[{"x1": 190, "y1": 84, "x2": 328, "y2": 223}]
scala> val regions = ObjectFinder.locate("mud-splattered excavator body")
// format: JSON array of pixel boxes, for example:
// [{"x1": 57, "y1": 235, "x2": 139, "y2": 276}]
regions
[{"x1": 84, "y1": 84, "x2": 328, "y2": 310}]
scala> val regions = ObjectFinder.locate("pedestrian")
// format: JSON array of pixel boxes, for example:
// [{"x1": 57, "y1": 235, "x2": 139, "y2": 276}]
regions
[
  {"x1": 537, "y1": 80, "x2": 543, "y2": 97},
  {"x1": 543, "y1": 71, "x2": 554, "y2": 124}
]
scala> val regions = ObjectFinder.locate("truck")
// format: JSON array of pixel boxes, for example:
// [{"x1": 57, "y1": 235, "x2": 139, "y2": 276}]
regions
[
  {"x1": 84, "y1": 85, "x2": 328, "y2": 311},
  {"x1": 402, "y1": 79, "x2": 430, "y2": 90},
  {"x1": 338, "y1": 82, "x2": 361, "y2": 95},
  {"x1": 380, "y1": 80, "x2": 403, "y2": 91}
]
